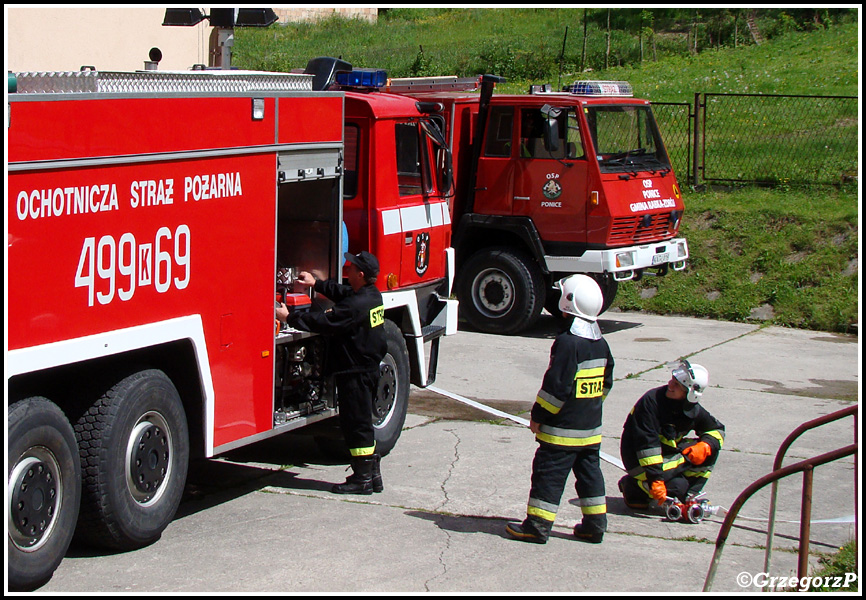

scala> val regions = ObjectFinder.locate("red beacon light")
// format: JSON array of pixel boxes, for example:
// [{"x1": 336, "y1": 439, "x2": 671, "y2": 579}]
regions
[{"x1": 335, "y1": 68, "x2": 388, "y2": 89}]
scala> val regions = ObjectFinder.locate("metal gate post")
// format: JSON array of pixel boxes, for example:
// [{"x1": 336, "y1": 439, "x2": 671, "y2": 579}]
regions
[{"x1": 692, "y1": 92, "x2": 701, "y2": 187}]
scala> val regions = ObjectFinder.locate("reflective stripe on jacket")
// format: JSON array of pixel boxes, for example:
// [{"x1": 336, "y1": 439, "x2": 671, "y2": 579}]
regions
[{"x1": 531, "y1": 332, "x2": 614, "y2": 449}]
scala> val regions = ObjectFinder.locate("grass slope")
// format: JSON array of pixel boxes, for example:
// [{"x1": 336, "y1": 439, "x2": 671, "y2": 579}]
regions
[{"x1": 235, "y1": 12, "x2": 860, "y2": 333}]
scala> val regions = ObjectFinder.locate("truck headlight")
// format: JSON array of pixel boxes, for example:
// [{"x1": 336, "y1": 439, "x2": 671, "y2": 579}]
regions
[{"x1": 616, "y1": 251, "x2": 635, "y2": 268}]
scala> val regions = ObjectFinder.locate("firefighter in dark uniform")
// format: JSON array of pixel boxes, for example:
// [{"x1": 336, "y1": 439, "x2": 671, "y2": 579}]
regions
[
  {"x1": 290, "y1": 251, "x2": 387, "y2": 495},
  {"x1": 506, "y1": 275, "x2": 614, "y2": 544},
  {"x1": 618, "y1": 361, "x2": 725, "y2": 509}
]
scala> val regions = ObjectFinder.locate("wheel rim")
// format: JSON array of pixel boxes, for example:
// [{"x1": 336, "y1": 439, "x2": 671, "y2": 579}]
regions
[
  {"x1": 374, "y1": 355, "x2": 398, "y2": 429},
  {"x1": 125, "y1": 411, "x2": 173, "y2": 506},
  {"x1": 9, "y1": 449, "x2": 62, "y2": 552},
  {"x1": 471, "y1": 267, "x2": 515, "y2": 318}
]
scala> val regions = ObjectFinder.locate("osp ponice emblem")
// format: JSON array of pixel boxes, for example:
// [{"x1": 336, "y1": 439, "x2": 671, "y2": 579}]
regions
[
  {"x1": 542, "y1": 179, "x2": 562, "y2": 200},
  {"x1": 415, "y1": 232, "x2": 430, "y2": 275}
]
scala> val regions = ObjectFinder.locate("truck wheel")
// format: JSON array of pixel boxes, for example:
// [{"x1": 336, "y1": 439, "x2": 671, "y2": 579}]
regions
[
  {"x1": 543, "y1": 287, "x2": 567, "y2": 319},
  {"x1": 74, "y1": 369, "x2": 189, "y2": 551},
  {"x1": 593, "y1": 273, "x2": 619, "y2": 314},
  {"x1": 458, "y1": 247, "x2": 544, "y2": 335},
  {"x1": 8, "y1": 397, "x2": 81, "y2": 591},
  {"x1": 373, "y1": 320, "x2": 410, "y2": 456}
]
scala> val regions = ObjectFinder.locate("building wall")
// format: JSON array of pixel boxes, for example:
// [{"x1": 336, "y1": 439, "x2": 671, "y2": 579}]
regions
[
  {"x1": 6, "y1": 7, "x2": 378, "y2": 73},
  {"x1": 6, "y1": 6, "x2": 211, "y2": 72}
]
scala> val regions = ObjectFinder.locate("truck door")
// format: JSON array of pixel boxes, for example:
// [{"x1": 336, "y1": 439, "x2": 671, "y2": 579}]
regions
[
  {"x1": 512, "y1": 106, "x2": 588, "y2": 245},
  {"x1": 342, "y1": 121, "x2": 369, "y2": 254},
  {"x1": 473, "y1": 105, "x2": 516, "y2": 215},
  {"x1": 393, "y1": 120, "x2": 448, "y2": 287}
]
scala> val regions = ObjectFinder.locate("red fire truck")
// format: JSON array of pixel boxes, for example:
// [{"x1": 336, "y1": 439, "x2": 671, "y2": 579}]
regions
[
  {"x1": 6, "y1": 66, "x2": 456, "y2": 589},
  {"x1": 386, "y1": 75, "x2": 689, "y2": 334}
]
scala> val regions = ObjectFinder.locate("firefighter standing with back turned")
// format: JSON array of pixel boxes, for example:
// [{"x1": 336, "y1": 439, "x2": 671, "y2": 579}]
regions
[
  {"x1": 290, "y1": 251, "x2": 387, "y2": 495},
  {"x1": 618, "y1": 361, "x2": 725, "y2": 510},
  {"x1": 506, "y1": 275, "x2": 614, "y2": 544}
]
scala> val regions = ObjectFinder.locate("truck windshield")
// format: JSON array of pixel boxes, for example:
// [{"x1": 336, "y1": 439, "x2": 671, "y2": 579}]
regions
[{"x1": 585, "y1": 105, "x2": 671, "y2": 174}]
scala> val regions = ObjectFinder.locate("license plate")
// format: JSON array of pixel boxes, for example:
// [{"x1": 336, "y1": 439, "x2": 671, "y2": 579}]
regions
[{"x1": 652, "y1": 252, "x2": 669, "y2": 265}]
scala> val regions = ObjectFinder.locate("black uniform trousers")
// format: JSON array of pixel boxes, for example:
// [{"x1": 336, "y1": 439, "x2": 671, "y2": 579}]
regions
[
  {"x1": 627, "y1": 438, "x2": 721, "y2": 502},
  {"x1": 528, "y1": 443, "x2": 607, "y2": 534},
  {"x1": 335, "y1": 370, "x2": 378, "y2": 456},
  {"x1": 663, "y1": 439, "x2": 720, "y2": 499}
]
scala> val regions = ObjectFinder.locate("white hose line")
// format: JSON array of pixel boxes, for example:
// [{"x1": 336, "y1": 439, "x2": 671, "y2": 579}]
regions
[{"x1": 425, "y1": 385, "x2": 626, "y2": 470}]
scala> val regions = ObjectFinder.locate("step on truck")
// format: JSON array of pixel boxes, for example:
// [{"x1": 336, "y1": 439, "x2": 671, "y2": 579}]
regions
[
  {"x1": 386, "y1": 74, "x2": 689, "y2": 334},
  {"x1": 6, "y1": 65, "x2": 456, "y2": 590}
]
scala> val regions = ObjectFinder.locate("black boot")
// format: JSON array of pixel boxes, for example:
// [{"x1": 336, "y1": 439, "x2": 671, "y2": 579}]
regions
[
  {"x1": 332, "y1": 457, "x2": 374, "y2": 495},
  {"x1": 371, "y1": 454, "x2": 383, "y2": 493},
  {"x1": 618, "y1": 476, "x2": 649, "y2": 510},
  {"x1": 505, "y1": 517, "x2": 552, "y2": 544},
  {"x1": 574, "y1": 511, "x2": 606, "y2": 543}
]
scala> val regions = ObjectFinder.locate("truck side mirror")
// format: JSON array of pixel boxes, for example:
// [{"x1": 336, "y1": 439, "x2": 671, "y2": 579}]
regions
[
  {"x1": 540, "y1": 104, "x2": 561, "y2": 153},
  {"x1": 421, "y1": 118, "x2": 454, "y2": 197},
  {"x1": 441, "y1": 148, "x2": 454, "y2": 196}
]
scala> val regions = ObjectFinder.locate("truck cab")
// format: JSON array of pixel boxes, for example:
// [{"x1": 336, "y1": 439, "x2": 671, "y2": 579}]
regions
[
  {"x1": 394, "y1": 77, "x2": 688, "y2": 334},
  {"x1": 342, "y1": 90, "x2": 452, "y2": 297}
]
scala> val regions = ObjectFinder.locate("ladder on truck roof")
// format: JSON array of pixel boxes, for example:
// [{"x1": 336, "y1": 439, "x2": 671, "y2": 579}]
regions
[
  {"x1": 12, "y1": 69, "x2": 313, "y2": 95},
  {"x1": 385, "y1": 75, "x2": 481, "y2": 94}
]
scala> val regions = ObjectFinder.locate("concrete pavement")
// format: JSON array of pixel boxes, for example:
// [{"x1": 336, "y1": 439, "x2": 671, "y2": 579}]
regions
[{"x1": 36, "y1": 311, "x2": 859, "y2": 593}]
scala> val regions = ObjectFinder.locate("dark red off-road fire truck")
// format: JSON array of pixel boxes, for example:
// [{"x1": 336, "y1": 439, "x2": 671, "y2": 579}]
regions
[{"x1": 388, "y1": 75, "x2": 689, "y2": 334}]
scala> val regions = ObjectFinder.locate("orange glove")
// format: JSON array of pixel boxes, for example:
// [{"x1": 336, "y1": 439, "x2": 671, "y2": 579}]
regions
[
  {"x1": 650, "y1": 480, "x2": 667, "y2": 505},
  {"x1": 682, "y1": 441, "x2": 712, "y2": 465}
]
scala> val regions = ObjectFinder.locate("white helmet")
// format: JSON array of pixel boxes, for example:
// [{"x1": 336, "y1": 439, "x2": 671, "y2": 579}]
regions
[
  {"x1": 556, "y1": 275, "x2": 603, "y2": 321},
  {"x1": 671, "y1": 360, "x2": 709, "y2": 403}
]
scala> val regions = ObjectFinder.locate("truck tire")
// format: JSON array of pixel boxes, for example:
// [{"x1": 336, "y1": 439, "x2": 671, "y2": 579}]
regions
[
  {"x1": 74, "y1": 369, "x2": 189, "y2": 551},
  {"x1": 594, "y1": 273, "x2": 619, "y2": 314},
  {"x1": 8, "y1": 397, "x2": 81, "y2": 591},
  {"x1": 373, "y1": 320, "x2": 410, "y2": 456},
  {"x1": 458, "y1": 247, "x2": 544, "y2": 335}
]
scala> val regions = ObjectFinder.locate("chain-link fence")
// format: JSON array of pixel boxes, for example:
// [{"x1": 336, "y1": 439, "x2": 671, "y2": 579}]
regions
[
  {"x1": 651, "y1": 94, "x2": 858, "y2": 186},
  {"x1": 652, "y1": 101, "x2": 692, "y2": 183},
  {"x1": 701, "y1": 93, "x2": 858, "y2": 185}
]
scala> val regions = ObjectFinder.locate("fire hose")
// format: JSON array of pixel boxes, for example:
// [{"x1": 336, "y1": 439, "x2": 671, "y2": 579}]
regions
[
  {"x1": 426, "y1": 385, "x2": 625, "y2": 470},
  {"x1": 425, "y1": 385, "x2": 855, "y2": 526}
]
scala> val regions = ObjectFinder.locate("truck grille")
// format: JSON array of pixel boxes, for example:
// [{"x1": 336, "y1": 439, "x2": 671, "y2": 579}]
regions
[{"x1": 609, "y1": 214, "x2": 673, "y2": 245}]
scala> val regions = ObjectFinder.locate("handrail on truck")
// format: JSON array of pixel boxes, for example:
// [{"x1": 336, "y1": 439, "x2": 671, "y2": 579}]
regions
[{"x1": 703, "y1": 405, "x2": 858, "y2": 592}]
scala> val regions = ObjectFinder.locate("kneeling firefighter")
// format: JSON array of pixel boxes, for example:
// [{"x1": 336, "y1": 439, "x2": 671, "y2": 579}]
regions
[{"x1": 619, "y1": 361, "x2": 725, "y2": 509}]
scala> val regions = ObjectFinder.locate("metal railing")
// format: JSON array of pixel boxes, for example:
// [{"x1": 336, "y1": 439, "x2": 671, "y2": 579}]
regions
[{"x1": 703, "y1": 405, "x2": 858, "y2": 592}]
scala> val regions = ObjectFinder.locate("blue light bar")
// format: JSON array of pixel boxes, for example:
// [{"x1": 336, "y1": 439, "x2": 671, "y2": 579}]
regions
[
  {"x1": 335, "y1": 69, "x2": 388, "y2": 89},
  {"x1": 567, "y1": 80, "x2": 633, "y2": 97}
]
